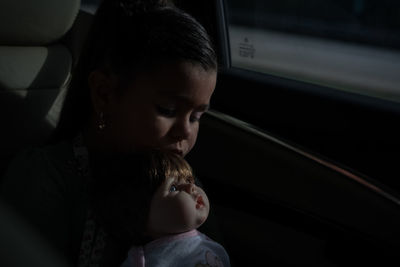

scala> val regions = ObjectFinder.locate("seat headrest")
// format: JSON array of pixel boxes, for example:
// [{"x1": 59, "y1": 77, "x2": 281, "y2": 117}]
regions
[{"x1": 0, "y1": 0, "x2": 81, "y2": 45}]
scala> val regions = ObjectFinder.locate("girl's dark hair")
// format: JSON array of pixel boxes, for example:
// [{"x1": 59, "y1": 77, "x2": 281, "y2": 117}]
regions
[
  {"x1": 91, "y1": 150, "x2": 194, "y2": 245},
  {"x1": 52, "y1": 0, "x2": 217, "y2": 142}
]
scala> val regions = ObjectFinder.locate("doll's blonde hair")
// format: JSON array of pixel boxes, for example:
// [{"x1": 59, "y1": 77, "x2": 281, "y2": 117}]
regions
[
  {"x1": 92, "y1": 149, "x2": 197, "y2": 245},
  {"x1": 148, "y1": 150, "x2": 195, "y2": 187}
]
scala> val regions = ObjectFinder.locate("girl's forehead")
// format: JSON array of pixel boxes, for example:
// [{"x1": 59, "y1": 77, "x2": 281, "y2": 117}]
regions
[
  {"x1": 126, "y1": 62, "x2": 216, "y2": 107},
  {"x1": 141, "y1": 62, "x2": 216, "y2": 91}
]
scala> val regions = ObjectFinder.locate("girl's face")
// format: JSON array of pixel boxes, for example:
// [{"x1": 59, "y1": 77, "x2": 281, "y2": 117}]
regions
[
  {"x1": 147, "y1": 176, "x2": 210, "y2": 238},
  {"x1": 102, "y1": 62, "x2": 216, "y2": 156}
]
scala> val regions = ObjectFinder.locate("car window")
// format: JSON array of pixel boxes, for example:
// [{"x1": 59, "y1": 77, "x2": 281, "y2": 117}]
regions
[
  {"x1": 81, "y1": 0, "x2": 101, "y2": 14},
  {"x1": 225, "y1": 0, "x2": 400, "y2": 103}
]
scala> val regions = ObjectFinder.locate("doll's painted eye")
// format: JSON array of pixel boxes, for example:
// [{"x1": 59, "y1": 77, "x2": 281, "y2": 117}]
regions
[{"x1": 169, "y1": 184, "x2": 178, "y2": 192}]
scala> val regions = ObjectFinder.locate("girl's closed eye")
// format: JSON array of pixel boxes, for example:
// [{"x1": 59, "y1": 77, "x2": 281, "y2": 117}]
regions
[
  {"x1": 190, "y1": 112, "x2": 203, "y2": 123},
  {"x1": 156, "y1": 105, "x2": 176, "y2": 117}
]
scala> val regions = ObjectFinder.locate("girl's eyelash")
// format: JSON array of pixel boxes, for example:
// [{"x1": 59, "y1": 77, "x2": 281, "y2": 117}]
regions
[
  {"x1": 190, "y1": 112, "x2": 203, "y2": 122},
  {"x1": 156, "y1": 105, "x2": 176, "y2": 117},
  {"x1": 190, "y1": 116, "x2": 200, "y2": 122},
  {"x1": 156, "y1": 105, "x2": 203, "y2": 122}
]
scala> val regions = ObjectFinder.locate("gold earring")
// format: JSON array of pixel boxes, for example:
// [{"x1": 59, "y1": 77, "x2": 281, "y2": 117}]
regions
[{"x1": 98, "y1": 112, "x2": 106, "y2": 130}]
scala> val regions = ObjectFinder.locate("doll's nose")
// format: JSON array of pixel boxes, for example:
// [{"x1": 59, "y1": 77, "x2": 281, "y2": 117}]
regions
[{"x1": 182, "y1": 183, "x2": 196, "y2": 194}]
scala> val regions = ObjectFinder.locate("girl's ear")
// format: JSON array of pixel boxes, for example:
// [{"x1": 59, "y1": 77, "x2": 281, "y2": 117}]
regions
[{"x1": 88, "y1": 70, "x2": 119, "y2": 113}]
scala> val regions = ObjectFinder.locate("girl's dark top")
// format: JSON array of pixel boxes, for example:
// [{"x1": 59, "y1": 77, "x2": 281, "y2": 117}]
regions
[{"x1": 0, "y1": 138, "x2": 127, "y2": 266}]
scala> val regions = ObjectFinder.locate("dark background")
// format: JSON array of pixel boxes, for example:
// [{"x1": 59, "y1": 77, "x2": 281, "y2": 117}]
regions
[{"x1": 175, "y1": 0, "x2": 400, "y2": 195}]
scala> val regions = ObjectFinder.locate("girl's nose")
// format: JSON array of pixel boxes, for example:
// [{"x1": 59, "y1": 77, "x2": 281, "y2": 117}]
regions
[{"x1": 171, "y1": 117, "x2": 192, "y2": 140}]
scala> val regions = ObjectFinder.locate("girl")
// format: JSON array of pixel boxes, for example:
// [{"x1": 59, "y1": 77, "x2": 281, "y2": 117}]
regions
[{"x1": 1, "y1": 0, "x2": 217, "y2": 266}]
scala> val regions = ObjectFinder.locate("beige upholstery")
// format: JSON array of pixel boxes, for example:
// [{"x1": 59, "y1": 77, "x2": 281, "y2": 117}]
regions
[
  {"x1": 0, "y1": 0, "x2": 81, "y2": 159},
  {"x1": 0, "y1": 0, "x2": 80, "y2": 45}
]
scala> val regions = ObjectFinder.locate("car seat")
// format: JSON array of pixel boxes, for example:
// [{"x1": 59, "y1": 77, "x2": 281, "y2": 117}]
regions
[
  {"x1": 0, "y1": 0, "x2": 92, "y2": 176},
  {"x1": 0, "y1": 1, "x2": 96, "y2": 266}
]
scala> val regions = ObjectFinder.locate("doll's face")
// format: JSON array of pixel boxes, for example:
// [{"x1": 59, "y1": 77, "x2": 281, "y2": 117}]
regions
[{"x1": 147, "y1": 176, "x2": 210, "y2": 239}]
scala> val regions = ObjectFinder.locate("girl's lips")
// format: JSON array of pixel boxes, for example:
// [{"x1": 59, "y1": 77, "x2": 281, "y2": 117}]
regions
[{"x1": 169, "y1": 149, "x2": 184, "y2": 156}]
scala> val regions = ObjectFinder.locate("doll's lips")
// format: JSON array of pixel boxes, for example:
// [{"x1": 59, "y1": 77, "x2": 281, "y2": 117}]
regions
[{"x1": 196, "y1": 195, "x2": 204, "y2": 208}]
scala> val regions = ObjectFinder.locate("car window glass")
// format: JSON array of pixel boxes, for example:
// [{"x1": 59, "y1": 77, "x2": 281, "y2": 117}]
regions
[{"x1": 225, "y1": 0, "x2": 400, "y2": 103}]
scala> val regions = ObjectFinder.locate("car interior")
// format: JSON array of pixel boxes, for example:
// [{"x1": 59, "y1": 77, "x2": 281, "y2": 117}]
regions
[
  {"x1": 0, "y1": 0, "x2": 87, "y2": 265},
  {"x1": 1, "y1": 0, "x2": 400, "y2": 266},
  {"x1": 0, "y1": 0, "x2": 90, "y2": 174}
]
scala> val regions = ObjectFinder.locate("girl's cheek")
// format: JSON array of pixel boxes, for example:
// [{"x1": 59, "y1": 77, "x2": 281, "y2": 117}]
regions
[
  {"x1": 155, "y1": 116, "x2": 175, "y2": 130},
  {"x1": 190, "y1": 124, "x2": 200, "y2": 140}
]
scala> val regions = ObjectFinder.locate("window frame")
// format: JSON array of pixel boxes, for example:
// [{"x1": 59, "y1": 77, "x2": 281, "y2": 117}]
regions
[{"x1": 212, "y1": 0, "x2": 400, "y2": 193}]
